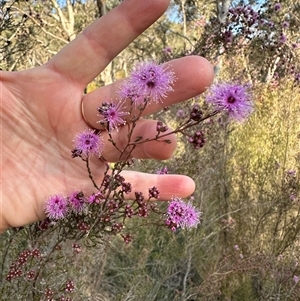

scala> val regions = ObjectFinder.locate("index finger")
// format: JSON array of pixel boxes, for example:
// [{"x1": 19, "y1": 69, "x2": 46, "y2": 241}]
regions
[
  {"x1": 81, "y1": 56, "x2": 215, "y2": 129},
  {"x1": 46, "y1": 0, "x2": 170, "y2": 88}
]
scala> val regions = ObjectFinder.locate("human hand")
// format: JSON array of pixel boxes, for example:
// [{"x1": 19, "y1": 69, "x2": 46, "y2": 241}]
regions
[{"x1": 0, "y1": 0, "x2": 214, "y2": 233}]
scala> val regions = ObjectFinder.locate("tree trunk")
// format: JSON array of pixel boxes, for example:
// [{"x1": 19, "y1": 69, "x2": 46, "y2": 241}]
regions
[{"x1": 96, "y1": 0, "x2": 106, "y2": 17}]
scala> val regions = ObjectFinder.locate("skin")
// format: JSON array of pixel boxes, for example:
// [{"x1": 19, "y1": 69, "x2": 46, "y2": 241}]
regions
[{"x1": 0, "y1": 0, "x2": 214, "y2": 233}]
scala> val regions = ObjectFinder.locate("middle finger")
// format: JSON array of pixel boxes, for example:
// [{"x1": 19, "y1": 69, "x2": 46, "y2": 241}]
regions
[{"x1": 100, "y1": 119, "x2": 177, "y2": 162}]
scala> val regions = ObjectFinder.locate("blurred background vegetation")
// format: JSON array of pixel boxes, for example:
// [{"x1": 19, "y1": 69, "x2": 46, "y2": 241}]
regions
[{"x1": 1, "y1": 0, "x2": 299, "y2": 300}]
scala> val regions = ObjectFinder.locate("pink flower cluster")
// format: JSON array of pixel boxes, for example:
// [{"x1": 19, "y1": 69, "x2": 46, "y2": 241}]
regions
[
  {"x1": 205, "y1": 82, "x2": 253, "y2": 121},
  {"x1": 166, "y1": 197, "x2": 201, "y2": 231},
  {"x1": 72, "y1": 129, "x2": 104, "y2": 158},
  {"x1": 119, "y1": 61, "x2": 175, "y2": 104},
  {"x1": 97, "y1": 61, "x2": 175, "y2": 131},
  {"x1": 43, "y1": 60, "x2": 255, "y2": 243},
  {"x1": 44, "y1": 192, "x2": 85, "y2": 220}
]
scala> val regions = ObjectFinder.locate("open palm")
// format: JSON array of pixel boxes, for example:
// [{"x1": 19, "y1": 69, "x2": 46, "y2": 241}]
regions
[{"x1": 0, "y1": 0, "x2": 214, "y2": 232}]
